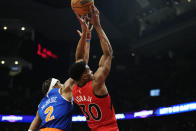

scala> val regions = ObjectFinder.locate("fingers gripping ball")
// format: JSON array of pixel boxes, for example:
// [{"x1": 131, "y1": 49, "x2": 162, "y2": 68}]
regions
[{"x1": 71, "y1": 0, "x2": 94, "y2": 15}]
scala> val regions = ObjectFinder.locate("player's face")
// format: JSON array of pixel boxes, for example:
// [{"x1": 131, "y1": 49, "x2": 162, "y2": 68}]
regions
[{"x1": 81, "y1": 65, "x2": 93, "y2": 82}]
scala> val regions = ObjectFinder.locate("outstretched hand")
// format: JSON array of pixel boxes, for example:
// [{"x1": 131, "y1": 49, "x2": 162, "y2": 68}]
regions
[
  {"x1": 76, "y1": 15, "x2": 94, "y2": 40},
  {"x1": 88, "y1": 5, "x2": 101, "y2": 28}
]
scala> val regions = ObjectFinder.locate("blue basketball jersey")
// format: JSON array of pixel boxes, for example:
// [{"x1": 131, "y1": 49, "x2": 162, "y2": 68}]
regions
[{"x1": 38, "y1": 88, "x2": 74, "y2": 131}]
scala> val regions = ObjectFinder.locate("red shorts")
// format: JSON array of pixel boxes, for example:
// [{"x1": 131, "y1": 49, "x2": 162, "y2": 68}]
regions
[
  {"x1": 91, "y1": 127, "x2": 119, "y2": 131},
  {"x1": 90, "y1": 122, "x2": 119, "y2": 131}
]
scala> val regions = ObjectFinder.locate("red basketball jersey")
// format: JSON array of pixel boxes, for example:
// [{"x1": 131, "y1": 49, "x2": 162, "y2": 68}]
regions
[{"x1": 72, "y1": 81, "x2": 118, "y2": 131}]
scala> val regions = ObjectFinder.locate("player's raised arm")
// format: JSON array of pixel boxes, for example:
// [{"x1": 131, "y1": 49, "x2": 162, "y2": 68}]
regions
[
  {"x1": 89, "y1": 5, "x2": 113, "y2": 87},
  {"x1": 61, "y1": 16, "x2": 93, "y2": 100},
  {"x1": 75, "y1": 15, "x2": 93, "y2": 64}
]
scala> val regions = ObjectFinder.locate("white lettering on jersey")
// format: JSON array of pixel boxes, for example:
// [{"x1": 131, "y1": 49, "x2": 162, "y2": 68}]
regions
[
  {"x1": 41, "y1": 97, "x2": 57, "y2": 110},
  {"x1": 75, "y1": 95, "x2": 92, "y2": 103}
]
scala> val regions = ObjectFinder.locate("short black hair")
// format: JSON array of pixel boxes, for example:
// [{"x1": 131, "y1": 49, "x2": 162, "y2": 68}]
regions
[
  {"x1": 42, "y1": 78, "x2": 52, "y2": 95},
  {"x1": 69, "y1": 61, "x2": 86, "y2": 81}
]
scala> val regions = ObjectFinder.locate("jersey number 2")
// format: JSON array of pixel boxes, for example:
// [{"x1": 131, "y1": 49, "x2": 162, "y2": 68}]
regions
[
  {"x1": 44, "y1": 106, "x2": 55, "y2": 122},
  {"x1": 79, "y1": 104, "x2": 102, "y2": 121}
]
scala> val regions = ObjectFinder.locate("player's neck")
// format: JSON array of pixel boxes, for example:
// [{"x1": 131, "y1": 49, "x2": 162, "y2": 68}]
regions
[
  {"x1": 77, "y1": 80, "x2": 90, "y2": 87},
  {"x1": 77, "y1": 81, "x2": 87, "y2": 87}
]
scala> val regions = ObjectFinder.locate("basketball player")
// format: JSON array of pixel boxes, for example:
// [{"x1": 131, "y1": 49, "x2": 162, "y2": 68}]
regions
[
  {"x1": 28, "y1": 15, "x2": 93, "y2": 131},
  {"x1": 28, "y1": 78, "x2": 74, "y2": 131},
  {"x1": 69, "y1": 5, "x2": 119, "y2": 131}
]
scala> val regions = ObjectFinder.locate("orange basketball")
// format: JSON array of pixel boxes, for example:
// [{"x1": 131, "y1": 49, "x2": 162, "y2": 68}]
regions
[{"x1": 71, "y1": 0, "x2": 94, "y2": 15}]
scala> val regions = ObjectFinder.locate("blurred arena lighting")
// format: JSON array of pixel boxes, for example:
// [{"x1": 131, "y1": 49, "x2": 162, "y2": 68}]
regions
[
  {"x1": 72, "y1": 115, "x2": 86, "y2": 122},
  {"x1": 155, "y1": 102, "x2": 196, "y2": 116},
  {"x1": 0, "y1": 101, "x2": 195, "y2": 123},
  {"x1": 37, "y1": 44, "x2": 58, "y2": 59},
  {"x1": 115, "y1": 114, "x2": 126, "y2": 120},
  {"x1": 0, "y1": 19, "x2": 35, "y2": 41},
  {"x1": 134, "y1": 110, "x2": 153, "y2": 118},
  {"x1": 1, "y1": 60, "x2": 5, "y2": 64},
  {"x1": 150, "y1": 89, "x2": 160, "y2": 96},
  {"x1": 0, "y1": 115, "x2": 34, "y2": 123},
  {"x1": 14, "y1": 61, "x2": 19, "y2": 65},
  {"x1": 187, "y1": 0, "x2": 191, "y2": 3},
  {"x1": 131, "y1": 52, "x2": 136, "y2": 57},
  {"x1": 0, "y1": 57, "x2": 32, "y2": 76},
  {"x1": 3, "y1": 26, "x2": 7, "y2": 30},
  {"x1": 21, "y1": 26, "x2": 26, "y2": 31},
  {"x1": 11, "y1": 66, "x2": 20, "y2": 71}
]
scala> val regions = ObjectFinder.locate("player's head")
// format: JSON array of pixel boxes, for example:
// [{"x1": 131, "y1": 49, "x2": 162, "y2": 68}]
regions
[
  {"x1": 69, "y1": 60, "x2": 93, "y2": 83},
  {"x1": 42, "y1": 78, "x2": 62, "y2": 95}
]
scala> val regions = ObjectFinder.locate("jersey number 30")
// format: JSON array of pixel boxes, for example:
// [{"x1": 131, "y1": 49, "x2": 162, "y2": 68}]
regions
[
  {"x1": 44, "y1": 106, "x2": 55, "y2": 122},
  {"x1": 79, "y1": 104, "x2": 102, "y2": 121}
]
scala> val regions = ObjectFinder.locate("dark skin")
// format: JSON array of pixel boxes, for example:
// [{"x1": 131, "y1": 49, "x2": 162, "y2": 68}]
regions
[
  {"x1": 75, "y1": 15, "x2": 94, "y2": 87},
  {"x1": 28, "y1": 15, "x2": 92, "y2": 131},
  {"x1": 75, "y1": 5, "x2": 113, "y2": 96},
  {"x1": 75, "y1": 15, "x2": 93, "y2": 64}
]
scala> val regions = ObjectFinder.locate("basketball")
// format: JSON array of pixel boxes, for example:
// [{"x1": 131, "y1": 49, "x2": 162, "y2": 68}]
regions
[{"x1": 71, "y1": 0, "x2": 94, "y2": 15}]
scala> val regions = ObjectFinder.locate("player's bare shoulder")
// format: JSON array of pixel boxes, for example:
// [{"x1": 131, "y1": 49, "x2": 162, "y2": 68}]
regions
[{"x1": 92, "y1": 79, "x2": 108, "y2": 96}]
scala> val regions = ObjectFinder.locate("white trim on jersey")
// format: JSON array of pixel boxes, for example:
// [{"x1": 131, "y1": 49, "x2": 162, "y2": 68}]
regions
[
  {"x1": 58, "y1": 88, "x2": 73, "y2": 104},
  {"x1": 47, "y1": 78, "x2": 58, "y2": 97}
]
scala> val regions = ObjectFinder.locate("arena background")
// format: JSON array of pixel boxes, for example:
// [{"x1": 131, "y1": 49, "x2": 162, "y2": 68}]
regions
[{"x1": 0, "y1": 0, "x2": 196, "y2": 130}]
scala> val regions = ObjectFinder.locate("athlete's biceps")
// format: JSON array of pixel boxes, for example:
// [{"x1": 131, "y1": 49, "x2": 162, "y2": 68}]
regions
[
  {"x1": 98, "y1": 55, "x2": 106, "y2": 67},
  {"x1": 100, "y1": 57, "x2": 112, "y2": 73},
  {"x1": 94, "y1": 69, "x2": 106, "y2": 85}
]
